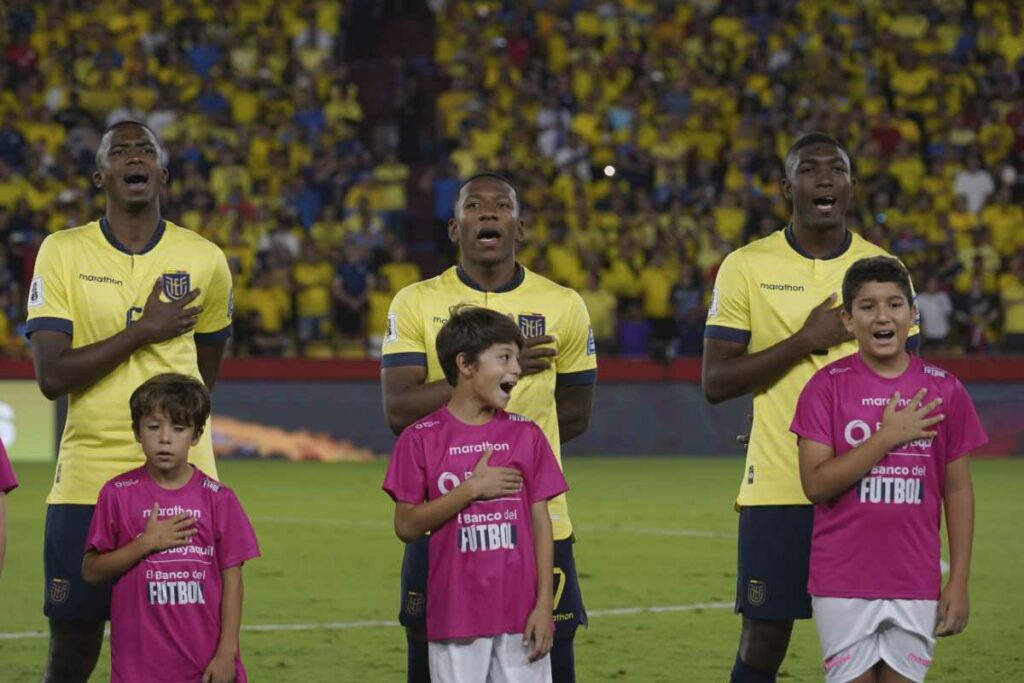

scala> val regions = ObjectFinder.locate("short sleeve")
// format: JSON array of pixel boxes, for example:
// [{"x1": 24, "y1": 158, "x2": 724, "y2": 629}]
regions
[
  {"x1": 382, "y1": 429, "x2": 428, "y2": 504},
  {"x1": 0, "y1": 439, "x2": 18, "y2": 494},
  {"x1": 194, "y1": 248, "x2": 234, "y2": 344},
  {"x1": 942, "y1": 379, "x2": 988, "y2": 463},
  {"x1": 25, "y1": 234, "x2": 74, "y2": 338},
  {"x1": 528, "y1": 424, "x2": 569, "y2": 503},
  {"x1": 380, "y1": 285, "x2": 428, "y2": 368},
  {"x1": 704, "y1": 251, "x2": 751, "y2": 345},
  {"x1": 84, "y1": 485, "x2": 120, "y2": 554},
  {"x1": 555, "y1": 291, "x2": 597, "y2": 386},
  {"x1": 214, "y1": 488, "x2": 261, "y2": 569},
  {"x1": 790, "y1": 369, "x2": 835, "y2": 448}
]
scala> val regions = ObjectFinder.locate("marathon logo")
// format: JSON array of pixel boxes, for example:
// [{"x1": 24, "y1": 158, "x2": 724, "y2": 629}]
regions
[
  {"x1": 448, "y1": 441, "x2": 510, "y2": 456},
  {"x1": 79, "y1": 273, "x2": 124, "y2": 286},
  {"x1": 759, "y1": 282, "x2": 805, "y2": 292}
]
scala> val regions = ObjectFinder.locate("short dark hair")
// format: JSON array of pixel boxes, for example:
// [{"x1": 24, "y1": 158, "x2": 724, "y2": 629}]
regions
[
  {"x1": 784, "y1": 132, "x2": 852, "y2": 179},
  {"x1": 130, "y1": 373, "x2": 211, "y2": 437},
  {"x1": 842, "y1": 256, "x2": 913, "y2": 312},
  {"x1": 436, "y1": 306, "x2": 524, "y2": 387},
  {"x1": 457, "y1": 172, "x2": 518, "y2": 194}
]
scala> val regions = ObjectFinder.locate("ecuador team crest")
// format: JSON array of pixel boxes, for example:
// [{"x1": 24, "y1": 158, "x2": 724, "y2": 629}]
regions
[
  {"x1": 49, "y1": 578, "x2": 70, "y2": 605},
  {"x1": 518, "y1": 313, "x2": 546, "y2": 338},
  {"x1": 162, "y1": 271, "x2": 191, "y2": 300}
]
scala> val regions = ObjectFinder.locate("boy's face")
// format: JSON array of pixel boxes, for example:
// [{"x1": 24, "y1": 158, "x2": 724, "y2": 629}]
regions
[
  {"x1": 842, "y1": 281, "x2": 915, "y2": 361},
  {"x1": 135, "y1": 408, "x2": 200, "y2": 475},
  {"x1": 460, "y1": 342, "x2": 522, "y2": 410}
]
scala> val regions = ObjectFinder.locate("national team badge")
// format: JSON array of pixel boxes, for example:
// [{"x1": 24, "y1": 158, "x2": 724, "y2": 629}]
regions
[
  {"x1": 747, "y1": 579, "x2": 766, "y2": 606},
  {"x1": 49, "y1": 578, "x2": 70, "y2": 605},
  {"x1": 405, "y1": 591, "x2": 425, "y2": 617},
  {"x1": 162, "y1": 271, "x2": 191, "y2": 301},
  {"x1": 518, "y1": 313, "x2": 546, "y2": 338}
]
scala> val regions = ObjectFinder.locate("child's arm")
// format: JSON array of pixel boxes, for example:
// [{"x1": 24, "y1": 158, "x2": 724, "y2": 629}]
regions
[
  {"x1": 202, "y1": 566, "x2": 243, "y2": 683},
  {"x1": 799, "y1": 388, "x2": 944, "y2": 503},
  {"x1": 394, "y1": 448, "x2": 523, "y2": 542},
  {"x1": 82, "y1": 502, "x2": 197, "y2": 583},
  {"x1": 523, "y1": 500, "x2": 555, "y2": 662},
  {"x1": 936, "y1": 455, "x2": 973, "y2": 637}
]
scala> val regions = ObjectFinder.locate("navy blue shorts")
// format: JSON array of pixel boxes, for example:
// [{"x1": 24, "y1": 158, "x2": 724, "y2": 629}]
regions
[
  {"x1": 735, "y1": 505, "x2": 813, "y2": 621},
  {"x1": 399, "y1": 535, "x2": 588, "y2": 638},
  {"x1": 43, "y1": 505, "x2": 112, "y2": 621}
]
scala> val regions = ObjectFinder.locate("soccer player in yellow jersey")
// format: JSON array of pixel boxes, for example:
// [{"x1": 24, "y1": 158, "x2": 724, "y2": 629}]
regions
[
  {"x1": 381, "y1": 174, "x2": 596, "y2": 683},
  {"x1": 702, "y1": 134, "x2": 919, "y2": 683},
  {"x1": 26, "y1": 121, "x2": 232, "y2": 683}
]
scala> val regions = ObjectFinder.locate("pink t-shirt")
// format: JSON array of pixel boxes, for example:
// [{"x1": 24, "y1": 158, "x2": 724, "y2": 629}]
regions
[
  {"x1": 382, "y1": 407, "x2": 569, "y2": 641},
  {"x1": 791, "y1": 354, "x2": 987, "y2": 600},
  {"x1": 0, "y1": 439, "x2": 18, "y2": 494},
  {"x1": 86, "y1": 466, "x2": 260, "y2": 683}
]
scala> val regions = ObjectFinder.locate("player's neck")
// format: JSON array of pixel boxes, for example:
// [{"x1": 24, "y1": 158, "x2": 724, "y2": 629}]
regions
[
  {"x1": 447, "y1": 390, "x2": 498, "y2": 426},
  {"x1": 789, "y1": 222, "x2": 848, "y2": 259},
  {"x1": 458, "y1": 258, "x2": 519, "y2": 292},
  {"x1": 105, "y1": 203, "x2": 163, "y2": 252},
  {"x1": 146, "y1": 462, "x2": 195, "y2": 490},
  {"x1": 859, "y1": 349, "x2": 911, "y2": 379}
]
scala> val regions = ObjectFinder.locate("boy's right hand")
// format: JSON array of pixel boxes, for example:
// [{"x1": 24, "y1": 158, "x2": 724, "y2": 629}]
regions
[
  {"x1": 879, "y1": 389, "x2": 945, "y2": 448},
  {"x1": 468, "y1": 449, "x2": 523, "y2": 500},
  {"x1": 139, "y1": 502, "x2": 196, "y2": 554}
]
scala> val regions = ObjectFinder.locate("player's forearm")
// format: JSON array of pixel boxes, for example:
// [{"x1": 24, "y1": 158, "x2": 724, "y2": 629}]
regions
[
  {"x1": 384, "y1": 380, "x2": 453, "y2": 435},
  {"x1": 944, "y1": 483, "x2": 974, "y2": 586},
  {"x1": 196, "y1": 341, "x2": 227, "y2": 390},
  {"x1": 555, "y1": 384, "x2": 594, "y2": 443},
  {"x1": 531, "y1": 502, "x2": 554, "y2": 610},
  {"x1": 394, "y1": 484, "x2": 478, "y2": 542},
  {"x1": 702, "y1": 334, "x2": 816, "y2": 404},
  {"x1": 801, "y1": 432, "x2": 898, "y2": 503},
  {"x1": 216, "y1": 567, "x2": 244, "y2": 658},
  {"x1": 35, "y1": 325, "x2": 150, "y2": 399},
  {"x1": 81, "y1": 538, "x2": 152, "y2": 583}
]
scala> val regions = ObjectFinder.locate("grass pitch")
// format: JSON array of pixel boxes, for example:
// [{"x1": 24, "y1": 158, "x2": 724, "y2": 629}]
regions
[{"x1": 2, "y1": 458, "x2": 1022, "y2": 681}]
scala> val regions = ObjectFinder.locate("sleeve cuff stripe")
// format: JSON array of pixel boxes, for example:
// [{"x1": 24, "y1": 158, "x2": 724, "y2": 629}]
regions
[
  {"x1": 381, "y1": 352, "x2": 428, "y2": 368},
  {"x1": 556, "y1": 369, "x2": 597, "y2": 386},
  {"x1": 195, "y1": 325, "x2": 233, "y2": 344},
  {"x1": 26, "y1": 317, "x2": 73, "y2": 338},
  {"x1": 704, "y1": 325, "x2": 751, "y2": 344}
]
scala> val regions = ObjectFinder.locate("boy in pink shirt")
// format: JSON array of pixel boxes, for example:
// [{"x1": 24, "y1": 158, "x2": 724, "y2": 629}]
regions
[
  {"x1": 383, "y1": 306, "x2": 568, "y2": 683},
  {"x1": 0, "y1": 437, "x2": 19, "y2": 577},
  {"x1": 792, "y1": 256, "x2": 985, "y2": 683},
  {"x1": 83, "y1": 374, "x2": 260, "y2": 683}
]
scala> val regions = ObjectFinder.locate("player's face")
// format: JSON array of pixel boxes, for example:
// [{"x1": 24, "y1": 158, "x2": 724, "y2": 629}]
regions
[
  {"x1": 462, "y1": 342, "x2": 522, "y2": 410},
  {"x1": 449, "y1": 178, "x2": 525, "y2": 267},
  {"x1": 93, "y1": 124, "x2": 168, "y2": 210},
  {"x1": 841, "y1": 281, "x2": 914, "y2": 361},
  {"x1": 782, "y1": 143, "x2": 854, "y2": 231},
  {"x1": 136, "y1": 408, "x2": 200, "y2": 476}
]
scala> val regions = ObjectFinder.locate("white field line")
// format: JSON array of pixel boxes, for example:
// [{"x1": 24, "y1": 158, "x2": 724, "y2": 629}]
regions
[{"x1": 0, "y1": 602, "x2": 734, "y2": 641}]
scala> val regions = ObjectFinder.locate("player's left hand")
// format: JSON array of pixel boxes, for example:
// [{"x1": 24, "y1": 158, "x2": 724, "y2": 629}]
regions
[
  {"x1": 519, "y1": 335, "x2": 556, "y2": 376},
  {"x1": 522, "y1": 605, "x2": 554, "y2": 662},
  {"x1": 935, "y1": 579, "x2": 969, "y2": 637},
  {"x1": 201, "y1": 652, "x2": 236, "y2": 683}
]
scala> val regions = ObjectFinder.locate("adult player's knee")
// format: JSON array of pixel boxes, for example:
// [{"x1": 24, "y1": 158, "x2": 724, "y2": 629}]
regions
[
  {"x1": 550, "y1": 636, "x2": 576, "y2": 683},
  {"x1": 738, "y1": 618, "x2": 793, "y2": 672},
  {"x1": 43, "y1": 620, "x2": 104, "y2": 683}
]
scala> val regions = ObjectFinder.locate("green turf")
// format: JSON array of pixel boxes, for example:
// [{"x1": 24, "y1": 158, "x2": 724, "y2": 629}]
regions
[{"x1": 2, "y1": 458, "x2": 1022, "y2": 681}]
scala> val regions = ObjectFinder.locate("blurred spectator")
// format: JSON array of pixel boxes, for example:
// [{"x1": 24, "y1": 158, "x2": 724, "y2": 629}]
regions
[
  {"x1": 670, "y1": 262, "x2": 705, "y2": 356},
  {"x1": 241, "y1": 269, "x2": 291, "y2": 357},
  {"x1": 916, "y1": 276, "x2": 954, "y2": 354},
  {"x1": 579, "y1": 270, "x2": 616, "y2": 354},
  {"x1": 616, "y1": 300, "x2": 651, "y2": 359},
  {"x1": 366, "y1": 273, "x2": 392, "y2": 359},
  {"x1": 1000, "y1": 255, "x2": 1024, "y2": 353},
  {"x1": 293, "y1": 240, "x2": 334, "y2": 354},
  {"x1": 954, "y1": 275, "x2": 1000, "y2": 354},
  {"x1": 332, "y1": 242, "x2": 370, "y2": 345}
]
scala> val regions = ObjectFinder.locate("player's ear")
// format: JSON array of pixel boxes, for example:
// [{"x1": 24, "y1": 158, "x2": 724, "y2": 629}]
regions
[
  {"x1": 455, "y1": 351, "x2": 474, "y2": 378},
  {"x1": 93, "y1": 169, "x2": 105, "y2": 189},
  {"x1": 841, "y1": 308, "x2": 854, "y2": 334},
  {"x1": 514, "y1": 217, "x2": 525, "y2": 242},
  {"x1": 191, "y1": 427, "x2": 203, "y2": 446},
  {"x1": 779, "y1": 176, "x2": 792, "y2": 202},
  {"x1": 133, "y1": 428, "x2": 142, "y2": 444},
  {"x1": 160, "y1": 166, "x2": 169, "y2": 186},
  {"x1": 447, "y1": 216, "x2": 459, "y2": 244}
]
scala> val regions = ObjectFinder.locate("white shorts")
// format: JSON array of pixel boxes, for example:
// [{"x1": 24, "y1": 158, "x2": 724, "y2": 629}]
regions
[
  {"x1": 429, "y1": 633, "x2": 552, "y2": 683},
  {"x1": 812, "y1": 597, "x2": 938, "y2": 683}
]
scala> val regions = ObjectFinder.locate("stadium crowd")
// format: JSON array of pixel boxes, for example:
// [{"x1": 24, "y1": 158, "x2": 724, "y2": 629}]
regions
[{"x1": 0, "y1": 0, "x2": 1022, "y2": 358}]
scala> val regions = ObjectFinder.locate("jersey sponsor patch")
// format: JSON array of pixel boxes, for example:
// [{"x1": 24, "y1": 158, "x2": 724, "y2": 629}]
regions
[
  {"x1": 28, "y1": 276, "x2": 44, "y2": 308},
  {"x1": 162, "y1": 271, "x2": 191, "y2": 301},
  {"x1": 227, "y1": 287, "x2": 234, "y2": 318},
  {"x1": 518, "y1": 313, "x2": 546, "y2": 338},
  {"x1": 708, "y1": 287, "x2": 719, "y2": 319},
  {"x1": 384, "y1": 313, "x2": 398, "y2": 344}
]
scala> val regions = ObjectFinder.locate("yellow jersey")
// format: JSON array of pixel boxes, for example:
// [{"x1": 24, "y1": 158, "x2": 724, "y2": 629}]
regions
[
  {"x1": 706, "y1": 228, "x2": 918, "y2": 507},
  {"x1": 382, "y1": 265, "x2": 597, "y2": 541},
  {"x1": 26, "y1": 219, "x2": 233, "y2": 505}
]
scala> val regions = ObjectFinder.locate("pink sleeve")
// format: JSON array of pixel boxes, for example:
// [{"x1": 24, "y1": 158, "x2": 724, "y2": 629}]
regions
[
  {"x1": 790, "y1": 369, "x2": 835, "y2": 447},
  {"x1": 382, "y1": 429, "x2": 428, "y2": 504},
  {"x1": 528, "y1": 425, "x2": 568, "y2": 504},
  {"x1": 0, "y1": 440, "x2": 17, "y2": 494},
  {"x1": 943, "y1": 380, "x2": 988, "y2": 462},
  {"x1": 215, "y1": 489, "x2": 261, "y2": 569},
  {"x1": 84, "y1": 485, "x2": 120, "y2": 554}
]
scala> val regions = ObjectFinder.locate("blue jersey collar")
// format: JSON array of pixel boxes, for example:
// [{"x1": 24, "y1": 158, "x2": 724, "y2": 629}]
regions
[
  {"x1": 456, "y1": 264, "x2": 525, "y2": 293},
  {"x1": 100, "y1": 217, "x2": 166, "y2": 255},
  {"x1": 784, "y1": 223, "x2": 852, "y2": 261}
]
